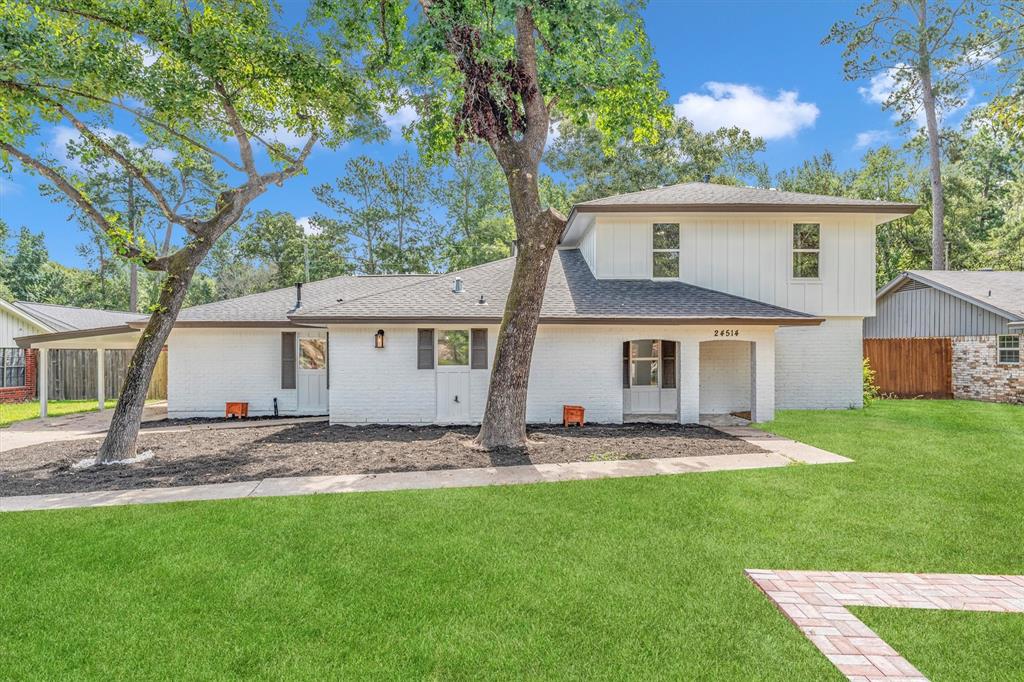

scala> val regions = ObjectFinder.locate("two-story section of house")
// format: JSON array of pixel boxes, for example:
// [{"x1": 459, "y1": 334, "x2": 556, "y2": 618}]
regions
[{"x1": 17, "y1": 182, "x2": 917, "y2": 425}]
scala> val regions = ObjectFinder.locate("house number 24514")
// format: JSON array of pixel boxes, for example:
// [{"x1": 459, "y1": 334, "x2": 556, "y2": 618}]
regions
[{"x1": 714, "y1": 329, "x2": 740, "y2": 337}]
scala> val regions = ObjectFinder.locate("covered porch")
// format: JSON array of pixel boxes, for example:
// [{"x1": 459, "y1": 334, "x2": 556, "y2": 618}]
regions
[
  {"x1": 17, "y1": 327, "x2": 155, "y2": 418},
  {"x1": 620, "y1": 325, "x2": 778, "y2": 424}
]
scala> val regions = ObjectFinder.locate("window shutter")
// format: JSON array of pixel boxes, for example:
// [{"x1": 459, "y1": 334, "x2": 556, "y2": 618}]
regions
[
  {"x1": 661, "y1": 340, "x2": 677, "y2": 389},
  {"x1": 622, "y1": 341, "x2": 630, "y2": 389},
  {"x1": 471, "y1": 329, "x2": 488, "y2": 369},
  {"x1": 417, "y1": 329, "x2": 434, "y2": 369},
  {"x1": 281, "y1": 332, "x2": 296, "y2": 389}
]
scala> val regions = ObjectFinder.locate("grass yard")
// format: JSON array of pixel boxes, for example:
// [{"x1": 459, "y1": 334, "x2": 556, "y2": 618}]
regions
[
  {"x1": 0, "y1": 399, "x2": 118, "y2": 428},
  {"x1": 1, "y1": 400, "x2": 1021, "y2": 679}
]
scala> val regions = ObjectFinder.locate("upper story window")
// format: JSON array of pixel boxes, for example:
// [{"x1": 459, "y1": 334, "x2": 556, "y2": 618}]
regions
[
  {"x1": 652, "y1": 223, "x2": 680, "y2": 278},
  {"x1": 997, "y1": 335, "x2": 1020, "y2": 364},
  {"x1": 792, "y1": 223, "x2": 820, "y2": 279}
]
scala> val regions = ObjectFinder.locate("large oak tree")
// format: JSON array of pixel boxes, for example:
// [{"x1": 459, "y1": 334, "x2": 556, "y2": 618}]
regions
[
  {"x1": 1, "y1": 0, "x2": 380, "y2": 461},
  {"x1": 320, "y1": 0, "x2": 670, "y2": 448}
]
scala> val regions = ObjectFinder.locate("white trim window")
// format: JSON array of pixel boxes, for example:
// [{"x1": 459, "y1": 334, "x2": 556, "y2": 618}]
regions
[
  {"x1": 997, "y1": 334, "x2": 1020, "y2": 364},
  {"x1": 652, "y1": 223, "x2": 680, "y2": 279},
  {"x1": 0, "y1": 348, "x2": 27, "y2": 388},
  {"x1": 437, "y1": 330, "x2": 470, "y2": 366},
  {"x1": 792, "y1": 223, "x2": 820, "y2": 279}
]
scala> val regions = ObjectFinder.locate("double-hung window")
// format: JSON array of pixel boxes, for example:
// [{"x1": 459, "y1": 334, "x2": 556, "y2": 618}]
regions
[
  {"x1": 0, "y1": 348, "x2": 26, "y2": 388},
  {"x1": 652, "y1": 223, "x2": 680, "y2": 279},
  {"x1": 792, "y1": 223, "x2": 820, "y2": 279},
  {"x1": 997, "y1": 334, "x2": 1020, "y2": 365}
]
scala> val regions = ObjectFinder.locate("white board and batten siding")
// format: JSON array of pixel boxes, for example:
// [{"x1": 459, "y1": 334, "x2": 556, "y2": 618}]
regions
[
  {"x1": 576, "y1": 212, "x2": 878, "y2": 318},
  {"x1": 865, "y1": 283, "x2": 1015, "y2": 338},
  {"x1": 0, "y1": 305, "x2": 45, "y2": 347}
]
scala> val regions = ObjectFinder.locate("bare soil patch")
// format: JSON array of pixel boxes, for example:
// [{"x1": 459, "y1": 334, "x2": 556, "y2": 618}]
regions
[{"x1": 1, "y1": 421, "x2": 764, "y2": 497}]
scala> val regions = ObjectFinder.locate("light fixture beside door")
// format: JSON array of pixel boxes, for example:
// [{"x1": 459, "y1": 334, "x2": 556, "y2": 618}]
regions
[{"x1": 374, "y1": 329, "x2": 385, "y2": 348}]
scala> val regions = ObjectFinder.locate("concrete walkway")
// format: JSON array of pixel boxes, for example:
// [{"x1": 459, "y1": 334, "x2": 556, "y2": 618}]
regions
[{"x1": 0, "y1": 429, "x2": 851, "y2": 512}]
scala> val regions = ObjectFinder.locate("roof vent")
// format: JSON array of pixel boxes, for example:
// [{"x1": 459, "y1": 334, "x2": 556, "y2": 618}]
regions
[
  {"x1": 702, "y1": 174, "x2": 710, "y2": 183},
  {"x1": 478, "y1": 294, "x2": 486, "y2": 305},
  {"x1": 452, "y1": 277, "x2": 464, "y2": 294},
  {"x1": 294, "y1": 282, "x2": 303, "y2": 309}
]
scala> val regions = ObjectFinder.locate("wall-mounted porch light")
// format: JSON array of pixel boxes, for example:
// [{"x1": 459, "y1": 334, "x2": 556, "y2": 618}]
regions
[{"x1": 374, "y1": 329, "x2": 385, "y2": 348}]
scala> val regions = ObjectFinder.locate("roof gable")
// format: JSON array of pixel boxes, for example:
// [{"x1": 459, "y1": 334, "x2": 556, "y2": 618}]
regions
[{"x1": 878, "y1": 271, "x2": 1024, "y2": 322}]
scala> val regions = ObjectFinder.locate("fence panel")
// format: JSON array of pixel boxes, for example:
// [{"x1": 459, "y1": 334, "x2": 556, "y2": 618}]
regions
[
  {"x1": 863, "y1": 338, "x2": 953, "y2": 399},
  {"x1": 48, "y1": 348, "x2": 167, "y2": 400}
]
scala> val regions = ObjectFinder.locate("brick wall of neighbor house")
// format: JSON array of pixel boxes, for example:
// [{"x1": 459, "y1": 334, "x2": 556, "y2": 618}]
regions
[
  {"x1": 0, "y1": 348, "x2": 37, "y2": 403},
  {"x1": 776, "y1": 317, "x2": 864, "y2": 410},
  {"x1": 952, "y1": 336, "x2": 1024, "y2": 404},
  {"x1": 167, "y1": 328, "x2": 299, "y2": 417}
]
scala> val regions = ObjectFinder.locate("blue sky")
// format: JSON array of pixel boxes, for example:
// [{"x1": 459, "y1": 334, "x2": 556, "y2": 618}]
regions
[{"x1": 0, "y1": 0, "x2": 967, "y2": 268}]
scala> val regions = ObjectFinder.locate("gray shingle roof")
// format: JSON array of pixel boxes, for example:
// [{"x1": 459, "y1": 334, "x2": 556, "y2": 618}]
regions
[
  {"x1": 572, "y1": 182, "x2": 918, "y2": 214},
  {"x1": 293, "y1": 249, "x2": 820, "y2": 324},
  {"x1": 12, "y1": 301, "x2": 147, "y2": 332},
  {"x1": 886, "y1": 270, "x2": 1024, "y2": 321},
  {"x1": 176, "y1": 274, "x2": 434, "y2": 323}
]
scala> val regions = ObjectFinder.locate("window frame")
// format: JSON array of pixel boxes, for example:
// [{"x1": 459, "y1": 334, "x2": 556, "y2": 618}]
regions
[
  {"x1": 298, "y1": 337, "x2": 327, "y2": 370},
  {"x1": 997, "y1": 334, "x2": 1020, "y2": 365},
  {"x1": 628, "y1": 340, "x2": 661, "y2": 388},
  {"x1": 436, "y1": 329, "x2": 471, "y2": 367},
  {"x1": 652, "y1": 222, "x2": 681, "y2": 280},
  {"x1": 791, "y1": 222, "x2": 822, "y2": 281},
  {"x1": 0, "y1": 348, "x2": 27, "y2": 388}
]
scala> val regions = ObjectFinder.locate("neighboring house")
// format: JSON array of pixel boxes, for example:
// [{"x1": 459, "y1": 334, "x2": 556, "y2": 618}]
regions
[
  {"x1": 18, "y1": 182, "x2": 917, "y2": 423},
  {"x1": 865, "y1": 271, "x2": 1023, "y2": 404},
  {"x1": 2, "y1": 299, "x2": 154, "y2": 406}
]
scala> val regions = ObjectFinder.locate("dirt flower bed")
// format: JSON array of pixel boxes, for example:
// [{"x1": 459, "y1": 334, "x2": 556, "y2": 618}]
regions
[{"x1": 0, "y1": 421, "x2": 764, "y2": 497}]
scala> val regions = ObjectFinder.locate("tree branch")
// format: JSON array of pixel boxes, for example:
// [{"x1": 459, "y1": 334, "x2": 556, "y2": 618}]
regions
[
  {"x1": 0, "y1": 141, "x2": 168, "y2": 270},
  {"x1": 214, "y1": 81, "x2": 258, "y2": 178}
]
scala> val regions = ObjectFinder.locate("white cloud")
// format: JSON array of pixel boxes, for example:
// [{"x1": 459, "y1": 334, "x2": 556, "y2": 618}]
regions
[
  {"x1": 49, "y1": 125, "x2": 175, "y2": 169},
  {"x1": 297, "y1": 216, "x2": 320, "y2": 236},
  {"x1": 674, "y1": 82, "x2": 819, "y2": 140},
  {"x1": 380, "y1": 103, "x2": 418, "y2": 140},
  {"x1": 853, "y1": 129, "x2": 894, "y2": 149}
]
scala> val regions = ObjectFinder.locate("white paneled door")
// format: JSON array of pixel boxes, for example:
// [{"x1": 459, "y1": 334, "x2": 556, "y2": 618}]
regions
[
  {"x1": 297, "y1": 331, "x2": 328, "y2": 414},
  {"x1": 435, "y1": 329, "x2": 471, "y2": 423}
]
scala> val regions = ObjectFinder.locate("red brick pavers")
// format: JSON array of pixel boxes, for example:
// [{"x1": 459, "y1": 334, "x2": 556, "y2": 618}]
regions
[{"x1": 746, "y1": 569, "x2": 1024, "y2": 681}]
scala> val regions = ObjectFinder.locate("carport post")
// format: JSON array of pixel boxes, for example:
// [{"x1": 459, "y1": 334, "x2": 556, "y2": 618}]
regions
[
  {"x1": 96, "y1": 347, "x2": 105, "y2": 411},
  {"x1": 38, "y1": 347, "x2": 48, "y2": 418}
]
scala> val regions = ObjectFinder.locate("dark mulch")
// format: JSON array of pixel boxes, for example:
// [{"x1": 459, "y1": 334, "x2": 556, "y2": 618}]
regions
[{"x1": 0, "y1": 421, "x2": 764, "y2": 497}]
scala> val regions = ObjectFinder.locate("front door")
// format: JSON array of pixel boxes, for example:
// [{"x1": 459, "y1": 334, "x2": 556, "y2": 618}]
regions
[
  {"x1": 626, "y1": 340, "x2": 664, "y2": 414},
  {"x1": 435, "y1": 329, "x2": 470, "y2": 423},
  {"x1": 297, "y1": 331, "x2": 328, "y2": 414}
]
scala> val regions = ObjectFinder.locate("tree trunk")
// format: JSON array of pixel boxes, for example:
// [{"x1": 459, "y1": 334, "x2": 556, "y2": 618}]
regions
[
  {"x1": 96, "y1": 246, "x2": 209, "y2": 462},
  {"x1": 476, "y1": 159, "x2": 565, "y2": 449},
  {"x1": 919, "y1": 48, "x2": 945, "y2": 269},
  {"x1": 128, "y1": 175, "x2": 139, "y2": 312}
]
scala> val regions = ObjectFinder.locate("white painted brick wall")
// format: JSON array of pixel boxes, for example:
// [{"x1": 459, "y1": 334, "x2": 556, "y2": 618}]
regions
[
  {"x1": 167, "y1": 328, "x2": 298, "y2": 417},
  {"x1": 526, "y1": 326, "x2": 623, "y2": 423},
  {"x1": 776, "y1": 317, "x2": 863, "y2": 409},
  {"x1": 699, "y1": 340, "x2": 751, "y2": 414}
]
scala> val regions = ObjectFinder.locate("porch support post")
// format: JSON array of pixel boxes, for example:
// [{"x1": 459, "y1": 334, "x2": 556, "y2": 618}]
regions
[
  {"x1": 749, "y1": 335, "x2": 775, "y2": 422},
  {"x1": 38, "y1": 347, "x2": 49, "y2": 418},
  {"x1": 96, "y1": 347, "x2": 105, "y2": 411},
  {"x1": 678, "y1": 338, "x2": 700, "y2": 424}
]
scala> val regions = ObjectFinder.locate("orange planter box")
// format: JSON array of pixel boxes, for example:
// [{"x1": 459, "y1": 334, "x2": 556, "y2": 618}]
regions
[
  {"x1": 225, "y1": 402, "x2": 249, "y2": 419},
  {"x1": 562, "y1": 404, "x2": 585, "y2": 428}
]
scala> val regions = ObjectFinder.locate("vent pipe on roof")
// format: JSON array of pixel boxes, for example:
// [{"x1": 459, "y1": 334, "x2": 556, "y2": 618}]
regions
[
  {"x1": 294, "y1": 282, "x2": 303, "y2": 309},
  {"x1": 510, "y1": 239, "x2": 518, "y2": 257},
  {"x1": 702, "y1": 173, "x2": 710, "y2": 183},
  {"x1": 452, "y1": 277, "x2": 464, "y2": 294}
]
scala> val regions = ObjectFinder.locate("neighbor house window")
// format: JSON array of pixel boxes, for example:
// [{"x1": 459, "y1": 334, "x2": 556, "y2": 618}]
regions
[
  {"x1": 997, "y1": 335, "x2": 1020, "y2": 364},
  {"x1": 792, "y1": 223, "x2": 820, "y2": 279},
  {"x1": 0, "y1": 348, "x2": 26, "y2": 388},
  {"x1": 652, "y1": 223, "x2": 680, "y2": 278},
  {"x1": 299, "y1": 338, "x2": 326, "y2": 369},
  {"x1": 437, "y1": 330, "x2": 469, "y2": 366}
]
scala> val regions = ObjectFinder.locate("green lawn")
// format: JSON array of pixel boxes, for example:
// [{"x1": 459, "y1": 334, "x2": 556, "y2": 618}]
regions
[
  {"x1": 0, "y1": 399, "x2": 118, "y2": 428},
  {"x1": 0, "y1": 400, "x2": 1021, "y2": 679}
]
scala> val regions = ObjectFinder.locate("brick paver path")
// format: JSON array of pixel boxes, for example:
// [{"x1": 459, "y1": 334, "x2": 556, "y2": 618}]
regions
[{"x1": 746, "y1": 569, "x2": 1024, "y2": 681}]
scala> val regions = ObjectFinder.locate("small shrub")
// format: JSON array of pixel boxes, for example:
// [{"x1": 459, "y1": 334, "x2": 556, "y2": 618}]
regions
[{"x1": 863, "y1": 357, "x2": 881, "y2": 406}]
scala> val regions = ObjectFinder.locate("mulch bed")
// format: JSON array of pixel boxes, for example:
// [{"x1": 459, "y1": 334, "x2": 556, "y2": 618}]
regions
[{"x1": 0, "y1": 421, "x2": 764, "y2": 497}]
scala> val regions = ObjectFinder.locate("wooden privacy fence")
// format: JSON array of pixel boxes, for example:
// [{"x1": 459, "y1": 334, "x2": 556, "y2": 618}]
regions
[
  {"x1": 863, "y1": 338, "x2": 953, "y2": 399},
  {"x1": 48, "y1": 348, "x2": 167, "y2": 401}
]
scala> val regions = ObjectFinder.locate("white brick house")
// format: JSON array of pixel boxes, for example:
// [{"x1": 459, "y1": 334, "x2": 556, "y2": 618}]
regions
[{"x1": 18, "y1": 183, "x2": 917, "y2": 424}]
